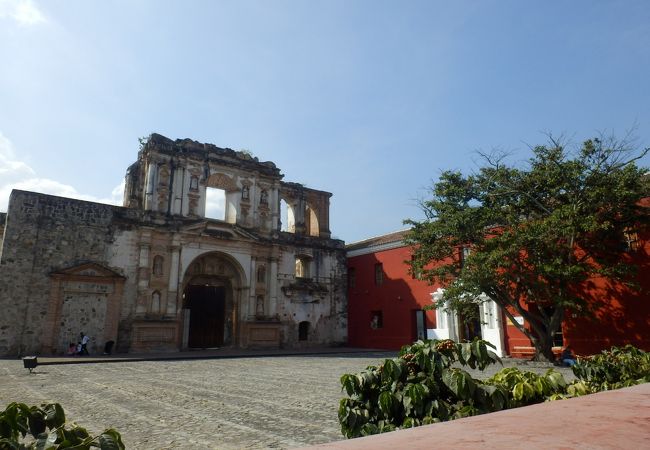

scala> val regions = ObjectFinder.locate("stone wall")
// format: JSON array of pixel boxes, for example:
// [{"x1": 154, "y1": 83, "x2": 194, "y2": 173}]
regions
[
  {"x1": 0, "y1": 191, "x2": 124, "y2": 355},
  {"x1": 0, "y1": 134, "x2": 349, "y2": 356},
  {"x1": 0, "y1": 213, "x2": 7, "y2": 246}
]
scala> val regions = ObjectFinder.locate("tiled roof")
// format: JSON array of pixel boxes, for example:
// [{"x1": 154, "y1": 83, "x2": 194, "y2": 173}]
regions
[{"x1": 346, "y1": 229, "x2": 410, "y2": 251}]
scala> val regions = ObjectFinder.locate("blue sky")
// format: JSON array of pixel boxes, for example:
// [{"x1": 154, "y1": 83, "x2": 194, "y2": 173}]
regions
[{"x1": 1, "y1": 0, "x2": 649, "y2": 242}]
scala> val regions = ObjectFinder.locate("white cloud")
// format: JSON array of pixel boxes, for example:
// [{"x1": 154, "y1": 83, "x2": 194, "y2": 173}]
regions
[
  {"x1": 0, "y1": 0, "x2": 46, "y2": 26},
  {"x1": 0, "y1": 131, "x2": 123, "y2": 211}
]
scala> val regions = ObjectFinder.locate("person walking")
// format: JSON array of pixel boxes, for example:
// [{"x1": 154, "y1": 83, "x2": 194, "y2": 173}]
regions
[{"x1": 79, "y1": 332, "x2": 90, "y2": 355}]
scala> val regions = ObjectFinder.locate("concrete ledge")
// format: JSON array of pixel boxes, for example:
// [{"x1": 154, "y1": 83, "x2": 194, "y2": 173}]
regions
[{"x1": 301, "y1": 383, "x2": 650, "y2": 449}]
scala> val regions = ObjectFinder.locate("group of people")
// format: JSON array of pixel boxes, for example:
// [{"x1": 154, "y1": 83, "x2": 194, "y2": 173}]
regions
[{"x1": 67, "y1": 332, "x2": 90, "y2": 356}]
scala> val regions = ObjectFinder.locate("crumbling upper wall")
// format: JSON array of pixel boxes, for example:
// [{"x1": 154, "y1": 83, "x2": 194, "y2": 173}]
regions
[
  {"x1": 123, "y1": 134, "x2": 335, "y2": 240},
  {"x1": 279, "y1": 182, "x2": 332, "y2": 239}
]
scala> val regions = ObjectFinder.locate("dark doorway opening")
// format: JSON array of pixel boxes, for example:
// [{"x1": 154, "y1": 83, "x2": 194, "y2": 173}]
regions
[
  {"x1": 413, "y1": 310, "x2": 427, "y2": 341},
  {"x1": 459, "y1": 304, "x2": 482, "y2": 342},
  {"x1": 298, "y1": 321, "x2": 310, "y2": 341},
  {"x1": 185, "y1": 285, "x2": 226, "y2": 348}
]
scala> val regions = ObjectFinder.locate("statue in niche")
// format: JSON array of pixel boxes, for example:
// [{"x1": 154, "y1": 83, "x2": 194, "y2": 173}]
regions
[
  {"x1": 242, "y1": 185, "x2": 250, "y2": 200},
  {"x1": 152, "y1": 256, "x2": 164, "y2": 276},
  {"x1": 151, "y1": 291, "x2": 161, "y2": 314},
  {"x1": 260, "y1": 189, "x2": 268, "y2": 205},
  {"x1": 295, "y1": 258, "x2": 305, "y2": 278},
  {"x1": 256, "y1": 296, "x2": 264, "y2": 318}
]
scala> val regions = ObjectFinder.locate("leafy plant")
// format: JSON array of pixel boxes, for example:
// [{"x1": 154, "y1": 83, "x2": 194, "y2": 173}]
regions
[
  {"x1": 0, "y1": 402, "x2": 124, "y2": 450},
  {"x1": 339, "y1": 343, "x2": 649, "y2": 439},
  {"x1": 572, "y1": 345, "x2": 650, "y2": 390},
  {"x1": 338, "y1": 339, "x2": 507, "y2": 438},
  {"x1": 485, "y1": 367, "x2": 566, "y2": 406}
]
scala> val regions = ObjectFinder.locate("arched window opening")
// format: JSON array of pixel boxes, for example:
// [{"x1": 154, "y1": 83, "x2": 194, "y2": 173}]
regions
[
  {"x1": 280, "y1": 198, "x2": 295, "y2": 232},
  {"x1": 153, "y1": 255, "x2": 164, "y2": 276},
  {"x1": 151, "y1": 291, "x2": 161, "y2": 314},
  {"x1": 205, "y1": 187, "x2": 226, "y2": 220},
  {"x1": 306, "y1": 204, "x2": 319, "y2": 237},
  {"x1": 298, "y1": 321, "x2": 310, "y2": 341}
]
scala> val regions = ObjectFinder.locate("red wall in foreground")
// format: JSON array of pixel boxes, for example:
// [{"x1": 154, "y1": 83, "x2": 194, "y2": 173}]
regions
[{"x1": 347, "y1": 246, "x2": 436, "y2": 350}]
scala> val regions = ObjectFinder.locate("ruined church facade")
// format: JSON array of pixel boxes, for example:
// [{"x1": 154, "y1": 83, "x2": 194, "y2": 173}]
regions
[{"x1": 0, "y1": 134, "x2": 347, "y2": 355}]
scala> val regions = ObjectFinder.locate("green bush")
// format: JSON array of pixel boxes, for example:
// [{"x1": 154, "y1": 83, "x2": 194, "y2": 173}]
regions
[
  {"x1": 485, "y1": 367, "x2": 566, "y2": 406},
  {"x1": 0, "y1": 402, "x2": 124, "y2": 450},
  {"x1": 338, "y1": 339, "x2": 513, "y2": 438},
  {"x1": 339, "y1": 340, "x2": 650, "y2": 438},
  {"x1": 572, "y1": 345, "x2": 650, "y2": 390}
]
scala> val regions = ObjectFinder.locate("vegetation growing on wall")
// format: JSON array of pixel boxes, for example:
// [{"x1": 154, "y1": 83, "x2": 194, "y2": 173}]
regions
[
  {"x1": 338, "y1": 339, "x2": 650, "y2": 439},
  {"x1": 0, "y1": 402, "x2": 124, "y2": 449}
]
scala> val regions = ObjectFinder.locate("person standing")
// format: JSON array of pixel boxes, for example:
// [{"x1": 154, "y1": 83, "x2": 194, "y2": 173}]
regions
[{"x1": 80, "y1": 332, "x2": 90, "y2": 355}]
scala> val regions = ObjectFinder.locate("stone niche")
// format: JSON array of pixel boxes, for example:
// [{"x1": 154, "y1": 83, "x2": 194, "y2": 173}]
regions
[{"x1": 42, "y1": 262, "x2": 125, "y2": 355}]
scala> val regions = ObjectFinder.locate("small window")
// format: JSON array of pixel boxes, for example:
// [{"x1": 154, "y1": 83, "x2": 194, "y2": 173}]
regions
[
  {"x1": 370, "y1": 311, "x2": 383, "y2": 329},
  {"x1": 624, "y1": 227, "x2": 639, "y2": 252},
  {"x1": 348, "y1": 267, "x2": 356, "y2": 289},
  {"x1": 298, "y1": 321, "x2": 310, "y2": 341},
  {"x1": 374, "y1": 263, "x2": 383, "y2": 286},
  {"x1": 152, "y1": 256, "x2": 164, "y2": 276},
  {"x1": 460, "y1": 246, "x2": 471, "y2": 267},
  {"x1": 410, "y1": 256, "x2": 422, "y2": 280},
  {"x1": 190, "y1": 176, "x2": 199, "y2": 191}
]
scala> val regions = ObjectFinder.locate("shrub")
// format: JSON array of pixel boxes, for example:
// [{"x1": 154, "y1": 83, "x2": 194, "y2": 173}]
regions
[
  {"x1": 338, "y1": 339, "x2": 509, "y2": 438},
  {"x1": 0, "y1": 402, "x2": 124, "y2": 449},
  {"x1": 572, "y1": 345, "x2": 650, "y2": 390},
  {"x1": 485, "y1": 367, "x2": 566, "y2": 406},
  {"x1": 339, "y1": 342, "x2": 650, "y2": 439}
]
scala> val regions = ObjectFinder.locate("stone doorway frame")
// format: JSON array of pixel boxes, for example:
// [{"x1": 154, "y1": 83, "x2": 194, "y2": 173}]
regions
[
  {"x1": 179, "y1": 251, "x2": 246, "y2": 350},
  {"x1": 42, "y1": 262, "x2": 125, "y2": 355}
]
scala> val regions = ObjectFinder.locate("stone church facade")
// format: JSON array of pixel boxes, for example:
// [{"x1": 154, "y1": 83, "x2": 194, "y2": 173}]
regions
[{"x1": 0, "y1": 134, "x2": 347, "y2": 355}]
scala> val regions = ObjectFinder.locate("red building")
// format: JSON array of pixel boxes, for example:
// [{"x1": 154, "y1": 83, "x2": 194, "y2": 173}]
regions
[{"x1": 347, "y1": 228, "x2": 650, "y2": 357}]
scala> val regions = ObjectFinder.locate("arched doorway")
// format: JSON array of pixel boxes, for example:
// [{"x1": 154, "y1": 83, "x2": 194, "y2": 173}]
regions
[{"x1": 181, "y1": 252, "x2": 245, "y2": 349}]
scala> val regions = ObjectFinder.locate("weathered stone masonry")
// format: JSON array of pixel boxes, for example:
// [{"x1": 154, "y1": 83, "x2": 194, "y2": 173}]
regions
[{"x1": 0, "y1": 134, "x2": 347, "y2": 355}]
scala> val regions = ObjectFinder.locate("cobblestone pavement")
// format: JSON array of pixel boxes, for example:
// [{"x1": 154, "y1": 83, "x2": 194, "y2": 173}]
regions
[{"x1": 0, "y1": 353, "x2": 574, "y2": 449}]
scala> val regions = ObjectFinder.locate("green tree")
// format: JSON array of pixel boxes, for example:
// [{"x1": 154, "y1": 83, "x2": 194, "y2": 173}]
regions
[{"x1": 405, "y1": 135, "x2": 649, "y2": 361}]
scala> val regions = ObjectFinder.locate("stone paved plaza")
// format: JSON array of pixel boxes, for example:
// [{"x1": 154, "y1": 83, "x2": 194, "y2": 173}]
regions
[{"x1": 0, "y1": 353, "x2": 574, "y2": 449}]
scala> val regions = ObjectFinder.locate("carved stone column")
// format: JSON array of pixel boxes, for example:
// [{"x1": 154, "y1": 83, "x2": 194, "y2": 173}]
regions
[
  {"x1": 167, "y1": 244, "x2": 180, "y2": 316},
  {"x1": 269, "y1": 257, "x2": 279, "y2": 317},
  {"x1": 136, "y1": 240, "x2": 151, "y2": 315}
]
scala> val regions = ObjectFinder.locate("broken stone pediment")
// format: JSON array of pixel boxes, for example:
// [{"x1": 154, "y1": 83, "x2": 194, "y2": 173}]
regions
[
  {"x1": 50, "y1": 262, "x2": 125, "y2": 279},
  {"x1": 281, "y1": 278, "x2": 328, "y2": 302}
]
